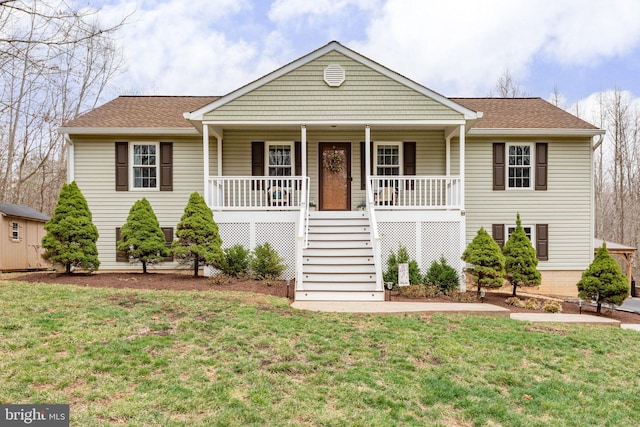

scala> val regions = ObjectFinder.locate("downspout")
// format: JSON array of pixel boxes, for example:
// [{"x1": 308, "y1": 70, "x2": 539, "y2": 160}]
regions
[
  {"x1": 591, "y1": 134, "x2": 604, "y2": 262},
  {"x1": 64, "y1": 134, "x2": 74, "y2": 183},
  {"x1": 202, "y1": 125, "x2": 209, "y2": 206}
]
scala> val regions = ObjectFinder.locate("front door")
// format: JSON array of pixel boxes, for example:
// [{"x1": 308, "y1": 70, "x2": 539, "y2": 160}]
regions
[{"x1": 319, "y1": 142, "x2": 351, "y2": 210}]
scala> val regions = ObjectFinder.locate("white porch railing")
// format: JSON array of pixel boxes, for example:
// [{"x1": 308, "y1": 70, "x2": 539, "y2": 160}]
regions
[
  {"x1": 366, "y1": 181, "x2": 383, "y2": 292},
  {"x1": 208, "y1": 176, "x2": 307, "y2": 210},
  {"x1": 369, "y1": 176, "x2": 461, "y2": 209}
]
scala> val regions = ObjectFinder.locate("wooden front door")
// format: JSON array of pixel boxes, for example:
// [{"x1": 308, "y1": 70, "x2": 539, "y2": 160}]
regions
[{"x1": 319, "y1": 143, "x2": 351, "y2": 210}]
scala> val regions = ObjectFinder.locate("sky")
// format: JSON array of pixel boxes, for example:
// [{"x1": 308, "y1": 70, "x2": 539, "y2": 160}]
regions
[{"x1": 84, "y1": 0, "x2": 640, "y2": 123}]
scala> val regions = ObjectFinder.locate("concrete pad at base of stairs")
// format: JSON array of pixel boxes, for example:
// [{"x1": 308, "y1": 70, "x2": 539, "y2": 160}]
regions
[
  {"x1": 621, "y1": 324, "x2": 640, "y2": 331},
  {"x1": 291, "y1": 301, "x2": 509, "y2": 316},
  {"x1": 510, "y1": 313, "x2": 620, "y2": 326}
]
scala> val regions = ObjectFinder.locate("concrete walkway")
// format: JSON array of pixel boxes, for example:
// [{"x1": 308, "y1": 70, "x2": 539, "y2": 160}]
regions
[{"x1": 291, "y1": 301, "x2": 510, "y2": 315}]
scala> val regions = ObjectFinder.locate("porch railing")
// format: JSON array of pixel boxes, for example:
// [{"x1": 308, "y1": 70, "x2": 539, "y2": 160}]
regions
[
  {"x1": 208, "y1": 176, "x2": 306, "y2": 210},
  {"x1": 368, "y1": 176, "x2": 461, "y2": 209}
]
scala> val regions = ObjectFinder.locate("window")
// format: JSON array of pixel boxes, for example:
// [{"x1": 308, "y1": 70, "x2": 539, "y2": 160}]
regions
[
  {"x1": 507, "y1": 225, "x2": 533, "y2": 243},
  {"x1": 507, "y1": 143, "x2": 532, "y2": 189},
  {"x1": 10, "y1": 221, "x2": 19, "y2": 241},
  {"x1": 493, "y1": 142, "x2": 547, "y2": 191},
  {"x1": 375, "y1": 142, "x2": 402, "y2": 176},
  {"x1": 131, "y1": 142, "x2": 159, "y2": 189},
  {"x1": 266, "y1": 142, "x2": 293, "y2": 177}
]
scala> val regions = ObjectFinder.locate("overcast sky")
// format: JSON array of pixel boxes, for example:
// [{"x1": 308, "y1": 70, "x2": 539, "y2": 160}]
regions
[{"x1": 88, "y1": 0, "x2": 640, "y2": 121}]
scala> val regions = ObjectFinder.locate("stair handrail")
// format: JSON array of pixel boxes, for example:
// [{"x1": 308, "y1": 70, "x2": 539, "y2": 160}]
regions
[
  {"x1": 296, "y1": 177, "x2": 310, "y2": 290},
  {"x1": 366, "y1": 180, "x2": 383, "y2": 292}
]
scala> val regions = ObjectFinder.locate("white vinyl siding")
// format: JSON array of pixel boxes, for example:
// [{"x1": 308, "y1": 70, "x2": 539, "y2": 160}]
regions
[
  {"x1": 204, "y1": 51, "x2": 464, "y2": 122},
  {"x1": 73, "y1": 136, "x2": 203, "y2": 271},
  {"x1": 465, "y1": 137, "x2": 593, "y2": 270}
]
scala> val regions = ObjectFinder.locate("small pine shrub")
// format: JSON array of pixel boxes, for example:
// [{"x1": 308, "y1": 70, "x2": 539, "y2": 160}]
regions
[
  {"x1": 523, "y1": 298, "x2": 541, "y2": 310},
  {"x1": 424, "y1": 256, "x2": 460, "y2": 295},
  {"x1": 505, "y1": 297, "x2": 525, "y2": 307},
  {"x1": 542, "y1": 300, "x2": 562, "y2": 313},
  {"x1": 424, "y1": 284, "x2": 440, "y2": 298},
  {"x1": 251, "y1": 242, "x2": 286, "y2": 280},
  {"x1": 383, "y1": 245, "x2": 422, "y2": 285},
  {"x1": 398, "y1": 284, "x2": 427, "y2": 299},
  {"x1": 218, "y1": 244, "x2": 251, "y2": 278}
]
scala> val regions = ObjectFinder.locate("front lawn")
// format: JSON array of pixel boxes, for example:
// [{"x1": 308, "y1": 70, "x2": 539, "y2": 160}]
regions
[{"x1": 1, "y1": 280, "x2": 639, "y2": 426}]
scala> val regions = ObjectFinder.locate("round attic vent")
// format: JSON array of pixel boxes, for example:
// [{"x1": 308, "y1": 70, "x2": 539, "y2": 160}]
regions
[{"x1": 324, "y1": 64, "x2": 345, "y2": 87}]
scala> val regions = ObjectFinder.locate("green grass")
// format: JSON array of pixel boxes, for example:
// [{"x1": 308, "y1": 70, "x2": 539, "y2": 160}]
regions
[{"x1": 1, "y1": 280, "x2": 639, "y2": 426}]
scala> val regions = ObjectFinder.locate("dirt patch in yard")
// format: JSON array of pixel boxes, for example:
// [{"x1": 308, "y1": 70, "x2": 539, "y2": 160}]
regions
[{"x1": 8, "y1": 271, "x2": 640, "y2": 323}]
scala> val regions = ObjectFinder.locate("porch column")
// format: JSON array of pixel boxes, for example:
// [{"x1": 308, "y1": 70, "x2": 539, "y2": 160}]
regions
[
  {"x1": 459, "y1": 124, "x2": 465, "y2": 210},
  {"x1": 365, "y1": 125, "x2": 371, "y2": 197},
  {"x1": 301, "y1": 125, "x2": 307, "y2": 176},
  {"x1": 203, "y1": 124, "x2": 209, "y2": 205},
  {"x1": 217, "y1": 135, "x2": 222, "y2": 177},
  {"x1": 445, "y1": 136, "x2": 451, "y2": 176},
  {"x1": 458, "y1": 124, "x2": 466, "y2": 291}
]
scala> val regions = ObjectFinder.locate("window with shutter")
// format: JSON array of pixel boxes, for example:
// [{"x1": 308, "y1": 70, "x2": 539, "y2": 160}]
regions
[
  {"x1": 494, "y1": 142, "x2": 548, "y2": 191},
  {"x1": 251, "y1": 141, "x2": 265, "y2": 190},
  {"x1": 160, "y1": 142, "x2": 173, "y2": 191},
  {"x1": 536, "y1": 224, "x2": 549, "y2": 261},
  {"x1": 403, "y1": 141, "x2": 416, "y2": 189},
  {"x1": 492, "y1": 224, "x2": 505, "y2": 248},
  {"x1": 115, "y1": 142, "x2": 128, "y2": 191}
]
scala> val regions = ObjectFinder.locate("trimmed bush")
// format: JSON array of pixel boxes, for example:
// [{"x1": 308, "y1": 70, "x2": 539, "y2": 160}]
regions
[
  {"x1": 218, "y1": 244, "x2": 251, "y2": 278},
  {"x1": 424, "y1": 256, "x2": 460, "y2": 294},
  {"x1": 505, "y1": 297, "x2": 525, "y2": 307},
  {"x1": 251, "y1": 242, "x2": 286, "y2": 280},
  {"x1": 117, "y1": 198, "x2": 167, "y2": 273},
  {"x1": 398, "y1": 284, "x2": 427, "y2": 299},
  {"x1": 503, "y1": 213, "x2": 541, "y2": 296},
  {"x1": 523, "y1": 298, "x2": 541, "y2": 310},
  {"x1": 462, "y1": 227, "x2": 505, "y2": 296},
  {"x1": 577, "y1": 243, "x2": 629, "y2": 313},
  {"x1": 542, "y1": 300, "x2": 562, "y2": 313}
]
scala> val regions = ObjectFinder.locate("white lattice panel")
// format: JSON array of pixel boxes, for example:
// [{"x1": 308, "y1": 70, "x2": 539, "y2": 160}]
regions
[
  {"x1": 256, "y1": 222, "x2": 297, "y2": 280},
  {"x1": 379, "y1": 222, "x2": 418, "y2": 265},
  {"x1": 421, "y1": 222, "x2": 461, "y2": 273},
  {"x1": 218, "y1": 223, "x2": 251, "y2": 249}
]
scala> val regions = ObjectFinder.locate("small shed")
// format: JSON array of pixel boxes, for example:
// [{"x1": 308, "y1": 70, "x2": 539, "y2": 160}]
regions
[
  {"x1": 594, "y1": 238, "x2": 636, "y2": 286},
  {"x1": 0, "y1": 202, "x2": 50, "y2": 271}
]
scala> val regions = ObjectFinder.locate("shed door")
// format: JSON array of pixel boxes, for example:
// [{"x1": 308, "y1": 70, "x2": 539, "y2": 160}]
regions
[{"x1": 319, "y1": 143, "x2": 351, "y2": 211}]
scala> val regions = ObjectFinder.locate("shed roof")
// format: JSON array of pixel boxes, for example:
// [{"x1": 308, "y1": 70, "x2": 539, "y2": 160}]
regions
[
  {"x1": 0, "y1": 202, "x2": 50, "y2": 222},
  {"x1": 451, "y1": 98, "x2": 599, "y2": 130}
]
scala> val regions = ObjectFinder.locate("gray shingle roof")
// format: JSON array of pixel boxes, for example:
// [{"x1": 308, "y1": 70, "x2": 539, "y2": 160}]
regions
[{"x1": 0, "y1": 202, "x2": 50, "y2": 222}]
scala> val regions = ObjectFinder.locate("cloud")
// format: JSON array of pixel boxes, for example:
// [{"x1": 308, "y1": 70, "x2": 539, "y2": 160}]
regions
[
  {"x1": 350, "y1": 0, "x2": 640, "y2": 96},
  {"x1": 268, "y1": 0, "x2": 380, "y2": 23}
]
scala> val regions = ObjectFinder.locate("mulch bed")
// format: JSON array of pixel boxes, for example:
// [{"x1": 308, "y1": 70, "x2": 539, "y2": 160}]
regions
[{"x1": 8, "y1": 271, "x2": 640, "y2": 324}]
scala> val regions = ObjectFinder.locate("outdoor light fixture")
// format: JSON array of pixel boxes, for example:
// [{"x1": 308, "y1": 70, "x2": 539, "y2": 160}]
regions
[
  {"x1": 578, "y1": 299, "x2": 583, "y2": 314},
  {"x1": 480, "y1": 288, "x2": 486, "y2": 303},
  {"x1": 286, "y1": 279, "x2": 290, "y2": 299}
]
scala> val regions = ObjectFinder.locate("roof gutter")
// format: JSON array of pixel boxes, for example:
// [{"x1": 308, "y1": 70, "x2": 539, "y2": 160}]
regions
[
  {"x1": 592, "y1": 134, "x2": 604, "y2": 150},
  {"x1": 58, "y1": 127, "x2": 200, "y2": 136},
  {"x1": 468, "y1": 128, "x2": 606, "y2": 137}
]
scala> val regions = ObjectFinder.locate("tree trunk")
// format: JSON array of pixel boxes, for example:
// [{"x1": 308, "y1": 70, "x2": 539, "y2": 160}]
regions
[
  {"x1": 65, "y1": 263, "x2": 71, "y2": 275},
  {"x1": 596, "y1": 302, "x2": 602, "y2": 314},
  {"x1": 193, "y1": 256, "x2": 199, "y2": 277},
  {"x1": 142, "y1": 261, "x2": 147, "y2": 274},
  {"x1": 512, "y1": 284, "x2": 517, "y2": 297}
]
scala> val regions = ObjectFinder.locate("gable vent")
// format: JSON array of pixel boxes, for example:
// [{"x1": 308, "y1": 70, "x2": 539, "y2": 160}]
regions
[{"x1": 324, "y1": 64, "x2": 345, "y2": 87}]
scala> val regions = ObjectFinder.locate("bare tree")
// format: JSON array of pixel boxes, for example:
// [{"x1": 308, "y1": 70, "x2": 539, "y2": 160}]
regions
[
  {"x1": 0, "y1": 1, "x2": 127, "y2": 214},
  {"x1": 491, "y1": 69, "x2": 527, "y2": 98}
]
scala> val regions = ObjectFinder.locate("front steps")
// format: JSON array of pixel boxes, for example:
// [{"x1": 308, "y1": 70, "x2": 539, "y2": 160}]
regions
[{"x1": 296, "y1": 211, "x2": 384, "y2": 301}]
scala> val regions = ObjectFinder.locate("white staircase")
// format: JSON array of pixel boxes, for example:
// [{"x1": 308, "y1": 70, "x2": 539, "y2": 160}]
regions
[{"x1": 296, "y1": 211, "x2": 384, "y2": 301}]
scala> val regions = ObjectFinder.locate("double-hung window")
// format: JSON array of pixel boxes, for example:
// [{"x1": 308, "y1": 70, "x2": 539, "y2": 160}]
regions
[
  {"x1": 266, "y1": 142, "x2": 293, "y2": 177},
  {"x1": 131, "y1": 142, "x2": 159, "y2": 189},
  {"x1": 10, "y1": 221, "x2": 19, "y2": 241},
  {"x1": 507, "y1": 143, "x2": 533, "y2": 189},
  {"x1": 375, "y1": 142, "x2": 402, "y2": 176},
  {"x1": 507, "y1": 225, "x2": 533, "y2": 243}
]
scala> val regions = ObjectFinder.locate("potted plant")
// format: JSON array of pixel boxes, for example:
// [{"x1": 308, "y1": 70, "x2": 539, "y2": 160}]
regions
[{"x1": 356, "y1": 201, "x2": 366, "y2": 211}]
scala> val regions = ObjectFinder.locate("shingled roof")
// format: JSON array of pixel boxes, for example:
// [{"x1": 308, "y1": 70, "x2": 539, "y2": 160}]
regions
[
  {"x1": 0, "y1": 202, "x2": 50, "y2": 222},
  {"x1": 62, "y1": 96, "x2": 218, "y2": 129},
  {"x1": 451, "y1": 98, "x2": 599, "y2": 130},
  {"x1": 60, "y1": 95, "x2": 598, "y2": 131}
]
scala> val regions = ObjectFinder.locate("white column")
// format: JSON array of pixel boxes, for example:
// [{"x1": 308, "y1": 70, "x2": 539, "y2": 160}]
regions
[
  {"x1": 365, "y1": 125, "x2": 371, "y2": 196},
  {"x1": 203, "y1": 125, "x2": 209, "y2": 205},
  {"x1": 65, "y1": 134, "x2": 74, "y2": 183},
  {"x1": 459, "y1": 124, "x2": 465, "y2": 210},
  {"x1": 217, "y1": 135, "x2": 222, "y2": 177},
  {"x1": 458, "y1": 123, "x2": 466, "y2": 291},
  {"x1": 445, "y1": 135, "x2": 451, "y2": 177},
  {"x1": 301, "y1": 125, "x2": 307, "y2": 176}
]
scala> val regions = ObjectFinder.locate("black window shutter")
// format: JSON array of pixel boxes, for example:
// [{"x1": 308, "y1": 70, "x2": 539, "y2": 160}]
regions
[
  {"x1": 115, "y1": 227, "x2": 127, "y2": 262},
  {"x1": 535, "y1": 143, "x2": 548, "y2": 191},
  {"x1": 160, "y1": 142, "x2": 173, "y2": 191},
  {"x1": 115, "y1": 142, "x2": 128, "y2": 191},
  {"x1": 493, "y1": 143, "x2": 505, "y2": 191},
  {"x1": 492, "y1": 224, "x2": 505, "y2": 249},
  {"x1": 403, "y1": 141, "x2": 416, "y2": 189},
  {"x1": 536, "y1": 224, "x2": 549, "y2": 261},
  {"x1": 251, "y1": 141, "x2": 265, "y2": 190},
  {"x1": 295, "y1": 141, "x2": 302, "y2": 176},
  {"x1": 161, "y1": 227, "x2": 174, "y2": 262}
]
